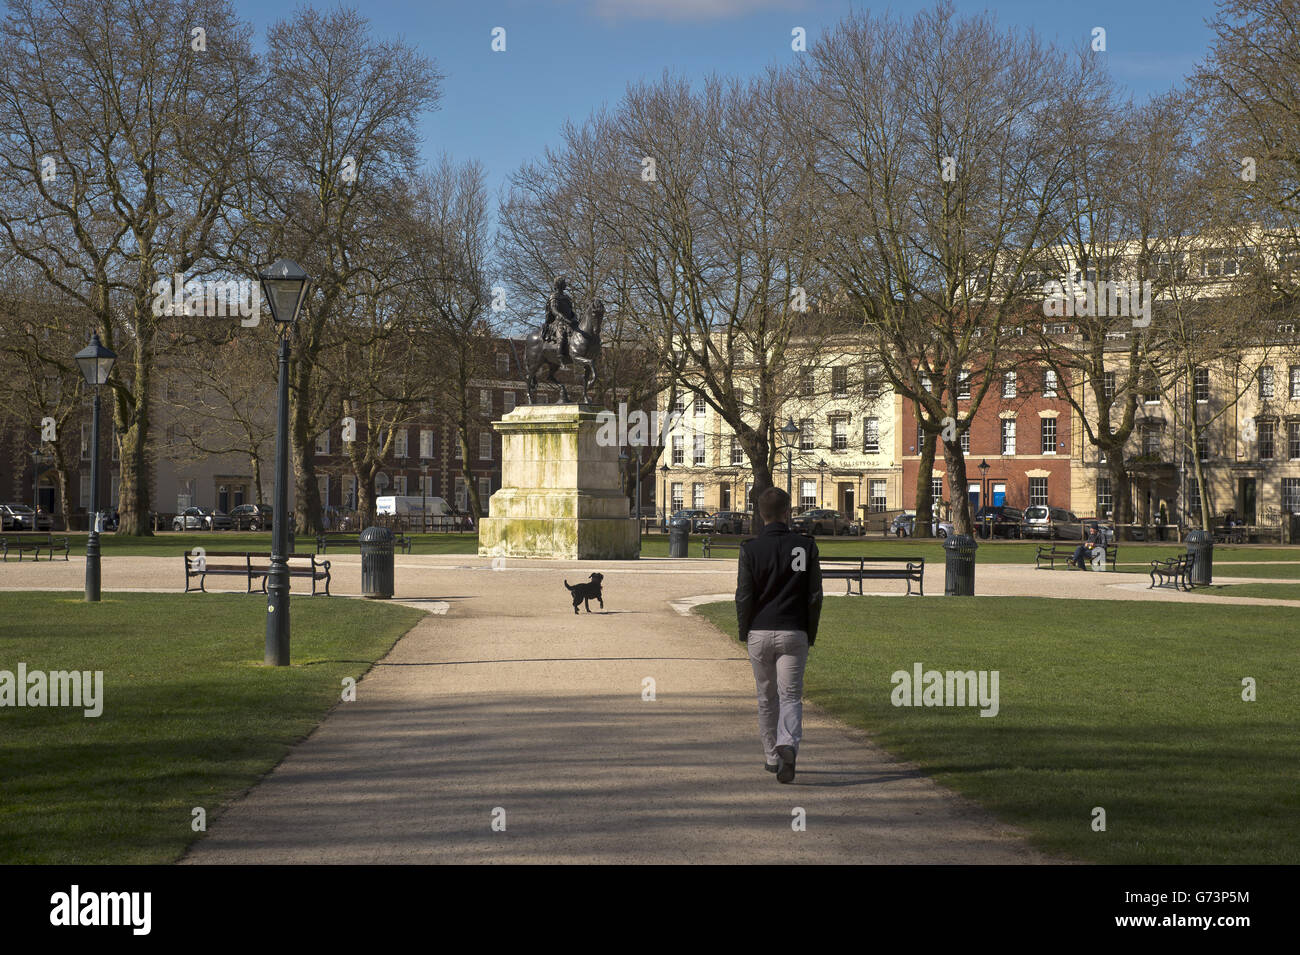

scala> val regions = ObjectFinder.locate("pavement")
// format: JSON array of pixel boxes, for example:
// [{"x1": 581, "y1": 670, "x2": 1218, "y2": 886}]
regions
[{"x1": 3, "y1": 550, "x2": 1296, "y2": 863}]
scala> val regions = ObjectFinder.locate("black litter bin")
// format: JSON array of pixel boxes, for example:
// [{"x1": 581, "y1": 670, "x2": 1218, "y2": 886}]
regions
[
  {"x1": 669, "y1": 518, "x2": 690, "y2": 558},
  {"x1": 944, "y1": 533, "x2": 978, "y2": 596},
  {"x1": 1186, "y1": 529, "x2": 1213, "y2": 586},
  {"x1": 360, "y1": 526, "x2": 395, "y2": 599}
]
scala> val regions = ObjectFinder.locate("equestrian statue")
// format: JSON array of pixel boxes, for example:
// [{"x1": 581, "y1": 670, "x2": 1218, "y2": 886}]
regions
[{"x1": 524, "y1": 276, "x2": 603, "y2": 404}]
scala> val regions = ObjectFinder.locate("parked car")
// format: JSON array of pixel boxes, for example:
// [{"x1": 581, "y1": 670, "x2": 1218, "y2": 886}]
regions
[
  {"x1": 172, "y1": 506, "x2": 232, "y2": 531},
  {"x1": 0, "y1": 503, "x2": 36, "y2": 530},
  {"x1": 702, "y1": 510, "x2": 750, "y2": 535},
  {"x1": 667, "y1": 509, "x2": 712, "y2": 532},
  {"x1": 889, "y1": 512, "x2": 954, "y2": 538},
  {"x1": 791, "y1": 508, "x2": 851, "y2": 536},
  {"x1": 1023, "y1": 505, "x2": 1085, "y2": 540},
  {"x1": 973, "y1": 504, "x2": 1024, "y2": 539},
  {"x1": 229, "y1": 503, "x2": 273, "y2": 531}
]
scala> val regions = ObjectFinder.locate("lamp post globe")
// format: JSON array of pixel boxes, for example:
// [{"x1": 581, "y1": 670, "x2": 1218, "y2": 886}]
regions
[
  {"x1": 74, "y1": 332, "x2": 117, "y2": 602},
  {"x1": 259, "y1": 259, "x2": 311, "y2": 667}
]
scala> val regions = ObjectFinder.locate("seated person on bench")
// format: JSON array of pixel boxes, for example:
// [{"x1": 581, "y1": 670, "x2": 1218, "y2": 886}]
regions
[{"x1": 1073, "y1": 526, "x2": 1103, "y2": 570}]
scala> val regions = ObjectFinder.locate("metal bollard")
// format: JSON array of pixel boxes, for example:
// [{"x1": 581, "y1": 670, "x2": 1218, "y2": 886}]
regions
[
  {"x1": 360, "y1": 526, "x2": 395, "y2": 599},
  {"x1": 943, "y1": 533, "x2": 978, "y2": 596}
]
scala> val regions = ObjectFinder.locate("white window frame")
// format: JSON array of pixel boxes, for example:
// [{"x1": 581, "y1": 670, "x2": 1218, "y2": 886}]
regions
[{"x1": 479, "y1": 431, "x2": 492, "y2": 460}]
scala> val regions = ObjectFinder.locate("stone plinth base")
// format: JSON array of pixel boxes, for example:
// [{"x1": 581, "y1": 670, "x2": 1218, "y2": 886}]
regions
[{"x1": 478, "y1": 404, "x2": 639, "y2": 560}]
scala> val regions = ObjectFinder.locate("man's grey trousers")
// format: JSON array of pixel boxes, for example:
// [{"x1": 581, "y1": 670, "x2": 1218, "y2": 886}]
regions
[{"x1": 746, "y1": 629, "x2": 809, "y2": 761}]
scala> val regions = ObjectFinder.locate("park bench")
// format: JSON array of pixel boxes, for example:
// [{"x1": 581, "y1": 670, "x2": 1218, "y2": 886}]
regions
[
  {"x1": 183, "y1": 551, "x2": 332, "y2": 596},
  {"x1": 701, "y1": 536, "x2": 748, "y2": 558},
  {"x1": 315, "y1": 533, "x2": 412, "y2": 555},
  {"x1": 822, "y1": 556, "x2": 925, "y2": 596},
  {"x1": 1149, "y1": 553, "x2": 1195, "y2": 591},
  {"x1": 1035, "y1": 542, "x2": 1118, "y2": 571},
  {"x1": 1, "y1": 533, "x2": 71, "y2": 562}
]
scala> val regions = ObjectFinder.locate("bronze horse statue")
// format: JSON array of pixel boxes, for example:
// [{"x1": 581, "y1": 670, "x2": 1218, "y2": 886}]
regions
[{"x1": 524, "y1": 299, "x2": 604, "y2": 404}]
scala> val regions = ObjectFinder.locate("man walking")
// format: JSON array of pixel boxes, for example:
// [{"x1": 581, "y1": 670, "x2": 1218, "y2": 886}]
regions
[{"x1": 735, "y1": 487, "x2": 823, "y2": 783}]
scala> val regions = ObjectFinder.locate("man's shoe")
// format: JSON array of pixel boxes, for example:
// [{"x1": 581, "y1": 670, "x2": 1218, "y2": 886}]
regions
[
  {"x1": 765, "y1": 762, "x2": 779, "y2": 773},
  {"x1": 775, "y1": 745, "x2": 796, "y2": 783}
]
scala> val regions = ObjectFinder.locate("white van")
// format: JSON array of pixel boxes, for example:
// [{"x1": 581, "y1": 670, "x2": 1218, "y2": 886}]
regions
[{"x1": 376, "y1": 495, "x2": 452, "y2": 529}]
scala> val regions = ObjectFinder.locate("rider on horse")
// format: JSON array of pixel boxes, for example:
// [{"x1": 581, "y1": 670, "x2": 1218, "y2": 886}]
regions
[{"x1": 542, "y1": 276, "x2": 578, "y2": 364}]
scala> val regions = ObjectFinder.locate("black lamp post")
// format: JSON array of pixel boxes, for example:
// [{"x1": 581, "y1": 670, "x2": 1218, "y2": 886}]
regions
[
  {"x1": 74, "y1": 332, "x2": 116, "y2": 602},
  {"x1": 259, "y1": 259, "x2": 311, "y2": 667},
  {"x1": 818, "y1": 457, "x2": 827, "y2": 508},
  {"x1": 420, "y1": 457, "x2": 431, "y2": 534},
  {"x1": 780, "y1": 418, "x2": 800, "y2": 497},
  {"x1": 978, "y1": 458, "x2": 990, "y2": 538},
  {"x1": 660, "y1": 462, "x2": 669, "y2": 529}
]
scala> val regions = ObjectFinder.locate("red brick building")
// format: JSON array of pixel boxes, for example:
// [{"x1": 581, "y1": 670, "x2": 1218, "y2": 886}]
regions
[{"x1": 900, "y1": 364, "x2": 1075, "y2": 516}]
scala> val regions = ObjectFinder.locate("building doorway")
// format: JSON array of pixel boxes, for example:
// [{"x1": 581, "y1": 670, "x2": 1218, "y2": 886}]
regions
[
  {"x1": 1239, "y1": 477, "x2": 1257, "y2": 525},
  {"x1": 839, "y1": 482, "x2": 854, "y2": 517},
  {"x1": 968, "y1": 482, "x2": 980, "y2": 511}
]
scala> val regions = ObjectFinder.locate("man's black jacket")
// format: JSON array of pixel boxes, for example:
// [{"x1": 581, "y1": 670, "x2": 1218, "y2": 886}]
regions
[{"x1": 735, "y1": 522, "x2": 823, "y2": 645}]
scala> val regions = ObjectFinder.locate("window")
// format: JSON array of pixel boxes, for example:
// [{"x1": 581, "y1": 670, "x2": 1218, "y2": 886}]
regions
[
  {"x1": 1291, "y1": 366, "x2": 1300, "y2": 400},
  {"x1": 1290, "y1": 422, "x2": 1300, "y2": 460},
  {"x1": 832, "y1": 366, "x2": 847, "y2": 396},
  {"x1": 863, "y1": 417, "x2": 880, "y2": 453},
  {"x1": 931, "y1": 477, "x2": 944, "y2": 504},
  {"x1": 417, "y1": 473, "x2": 433, "y2": 496},
  {"x1": 480, "y1": 389, "x2": 492, "y2": 416},
  {"x1": 1002, "y1": 371, "x2": 1017, "y2": 398},
  {"x1": 920, "y1": 375, "x2": 932, "y2": 393},
  {"x1": 800, "y1": 479, "x2": 816, "y2": 509},
  {"x1": 1043, "y1": 369, "x2": 1058, "y2": 398},
  {"x1": 693, "y1": 433, "x2": 706, "y2": 465},
  {"x1": 80, "y1": 475, "x2": 89, "y2": 508},
  {"x1": 1194, "y1": 368, "x2": 1209, "y2": 403},
  {"x1": 918, "y1": 423, "x2": 925, "y2": 450},
  {"x1": 479, "y1": 431, "x2": 491, "y2": 460},
  {"x1": 671, "y1": 435, "x2": 684, "y2": 465},
  {"x1": 110, "y1": 431, "x2": 118, "y2": 462},
  {"x1": 960, "y1": 429, "x2": 970, "y2": 453},
  {"x1": 316, "y1": 430, "x2": 330, "y2": 454},
  {"x1": 454, "y1": 476, "x2": 467, "y2": 511},
  {"x1": 800, "y1": 368, "x2": 814, "y2": 397},
  {"x1": 694, "y1": 394, "x2": 706, "y2": 416},
  {"x1": 1143, "y1": 383, "x2": 1160, "y2": 404},
  {"x1": 317, "y1": 474, "x2": 330, "y2": 506},
  {"x1": 869, "y1": 479, "x2": 887, "y2": 512},
  {"x1": 1188, "y1": 478, "x2": 1201, "y2": 518},
  {"x1": 832, "y1": 418, "x2": 847, "y2": 452},
  {"x1": 1260, "y1": 367, "x2": 1275, "y2": 400},
  {"x1": 1041, "y1": 418, "x2": 1057, "y2": 454},
  {"x1": 1144, "y1": 426, "x2": 1160, "y2": 456},
  {"x1": 496, "y1": 352, "x2": 509, "y2": 376},
  {"x1": 673, "y1": 393, "x2": 686, "y2": 414},
  {"x1": 670, "y1": 482, "x2": 683, "y2": 510},
  {"x1": 395, "y1": 429, "x2": 409, "y2": 458},
  {"x1": 693, "y1": 483, "x2": 705, "y2": 509},
  {"x1": 720, "y1": 483, "x2": 731, "y2": 510},
  {"x1": 1029, "y1": 477, "x2": 1048, "y2": 508},
  {"x1": 800, "y1": 418, "x2": 814, "y2": 451},
  {"x1": 419, "y1": 429, "x2": 433, "y2": 460},
  {"x1": 479, "y1": 477, "x2": 491, "y2": 510},
  {"x1": 1283, "y1": 478, "x2": 1300, "y2": 513},
  {"x1": 455, "y1": 435, "x2": 463, "y2": 460},
  {"x1": 504, "y1": 391, "x2": 516, "y2": 413},
  {"x1": 1197, "y1": 432, "x2": 1209, "y2": 462},
  {"x1": 1096, "y1": 476, "x2": 1112, "y2": 518},
  {"x1": 864, "y1": 365, "x2": 882, "y2": 399},
  {"x1": 394, "y1": 475, "x2": 407, "y2": 496},
  {"x1": 1103, "y1": 371, "x2": 1116, "y2": 401},
  {"x1": 1260, "y1": 420, "x2": 1275, "y2": 460},
  {"x1": 730, "y1": 436, "x2": 744, "y2": 466},
  {"x1": 1001, "y1": 419, "x2": 1016, "y2": 455},
  {"x1": 81, "y1": 422, "x2": 90, "y2": 460},
  {"x1": 957, "y1": 371, "x2": 970, "y2": 399}
]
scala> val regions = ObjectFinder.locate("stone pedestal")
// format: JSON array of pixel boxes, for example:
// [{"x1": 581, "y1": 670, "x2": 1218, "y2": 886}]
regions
[{"x1": 478, "y1": 404, "x2": 639, "y2": 560}]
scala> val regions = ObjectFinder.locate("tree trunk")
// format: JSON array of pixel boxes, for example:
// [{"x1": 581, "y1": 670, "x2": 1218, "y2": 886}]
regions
[
  {"x1": 251, "y1": 452, "x2": 264, "y2": 509},
  {"x1": 941, "y1": 438, "x2": 973, "y2": 535},
  {"x1": 914, "y1": 426, "x2": 938, "y2": 537},
  {"x1": 291, "y1": 360, "x2": 322, "y2": 535},
  {"x1": 1108, "y1": 454, "x2": 1132, "y2": 524}
]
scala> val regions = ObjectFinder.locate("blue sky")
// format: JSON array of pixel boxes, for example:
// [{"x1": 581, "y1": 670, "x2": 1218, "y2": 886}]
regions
[{"x1": 241, "y1": 0, "x2": 1222, "y2": 203}]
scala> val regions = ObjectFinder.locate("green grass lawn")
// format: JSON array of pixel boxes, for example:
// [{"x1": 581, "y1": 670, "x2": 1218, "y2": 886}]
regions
[
  {"x1": 0, "y1": 592, "x2": 425, "y2": 864},
  {"x1": 1196, "y1": 582, "x2": 1300, "y2": 599},
  {"x1": 697, "y1": 597, "x2": 1298, "y2": 864}
]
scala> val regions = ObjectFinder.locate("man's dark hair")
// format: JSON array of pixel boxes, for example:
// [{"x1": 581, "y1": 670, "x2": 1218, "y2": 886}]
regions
[{"x1": 757, "y1": 486, "x2": 792, "y2": 523}]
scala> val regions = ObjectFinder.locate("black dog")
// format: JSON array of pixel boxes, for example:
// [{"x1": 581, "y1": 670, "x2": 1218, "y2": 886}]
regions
[{"x1": 564, "y1": 573, "x2": 604, "y2": 614}]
